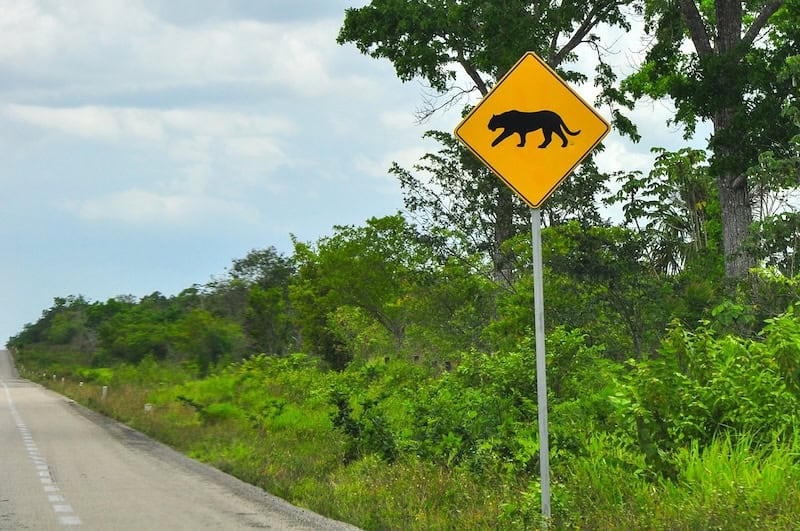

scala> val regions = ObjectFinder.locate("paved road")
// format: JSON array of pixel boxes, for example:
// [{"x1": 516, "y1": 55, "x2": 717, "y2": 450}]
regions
[{"x1": 0, "y1": 349, "x2": 358, "y2": 530}]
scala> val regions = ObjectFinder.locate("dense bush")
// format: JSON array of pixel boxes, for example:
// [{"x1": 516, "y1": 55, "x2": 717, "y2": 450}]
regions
[{"x1": 618, "y1": 307, "x2": 800, "y2": 464}]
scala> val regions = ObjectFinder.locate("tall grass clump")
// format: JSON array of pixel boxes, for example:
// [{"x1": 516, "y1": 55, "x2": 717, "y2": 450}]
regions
[
  {"x1": 558, "y1": 432, "x2": 800, "y2": 529},
  {"x1": 661, "y1": 434, "x2": 800, "y2": 529}
]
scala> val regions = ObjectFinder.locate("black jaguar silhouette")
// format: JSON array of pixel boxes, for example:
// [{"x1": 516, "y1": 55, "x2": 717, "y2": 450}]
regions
[{"x1": 489, "y1": 110, "x2": 580, "y2": 148}]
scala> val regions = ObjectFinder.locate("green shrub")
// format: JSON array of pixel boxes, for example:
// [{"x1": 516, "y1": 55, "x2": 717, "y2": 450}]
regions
[{"x1": 615, "y1": 309, "x2": 800, "y2": 479}]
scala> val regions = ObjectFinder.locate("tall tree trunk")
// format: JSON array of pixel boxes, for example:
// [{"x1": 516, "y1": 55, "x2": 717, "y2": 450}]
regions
[
  {"x1": 713, "y1": 108, "x2": 753, "y2": 277},
  {"x1": 712, "y1": 2, "x2": 752, "y2": 278},
  {"x1": 493, "y1": 185, "x2": 515, "y2": 285},
  {"x1": 716, "y1": 168, "x2": 753, "y2": 277}
]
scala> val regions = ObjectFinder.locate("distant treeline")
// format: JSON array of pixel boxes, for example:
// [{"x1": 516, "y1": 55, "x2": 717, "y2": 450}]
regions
[{"x1": 11, "y1": 210, "x2": 800, "y2": 375}]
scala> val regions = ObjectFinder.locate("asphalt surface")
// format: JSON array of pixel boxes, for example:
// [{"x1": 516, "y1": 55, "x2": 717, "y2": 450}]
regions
[{"x1": 0, "y1": 349, "x2": 359, "y2": 530}]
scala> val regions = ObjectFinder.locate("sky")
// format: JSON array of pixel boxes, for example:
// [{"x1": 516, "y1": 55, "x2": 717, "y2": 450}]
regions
[{"x1": 1, "y1": 0, "x2": 706, "y2": 345}]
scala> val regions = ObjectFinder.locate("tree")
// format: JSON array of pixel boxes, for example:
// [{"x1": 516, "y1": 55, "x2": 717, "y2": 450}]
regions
[
  {"x1": 626, "y1": 0, "x2": 798, "y2": 277},
  {"x1": 245, "y1": 285, "x2": 292, "y2": 356},
  {"x1": 290, "y1": 215, "x2": 432, "y2": 366},
  {"x1": 199, "y1": 246, "x2": 295, "y2": 352},
  {"x1": 392, "y1": 131, "x2": 610, "y2": 286},
  {"x1": 746, "y1": 52, "x2": 800, "y2": 275},
  {"x1": 485, "y1": 223, "x2": 674, "y2": 359},
  {"x1": 229, "y1": 246, "x2": 294, "y2": 290},
  {"x1": 97, "y1": 303, "x2": 172, "y2": 363},
  {"x1": 171, "y1": 309, "x2": 244, "y2": 376},
  {"x1": 606, "y1": 147, "x2": 720, "y2": 275},
  {"x1": 9, "y1": 296, "x2": 92, "y2": 352},
  {"x1": 227, "y1": 247, "x2": 295, "y2": 354},
  {"x1": 389, "y1": 130, "x2": 528, "y2": 284},
  {"x1": 289, "y1": 239, "x2": 351, "y2": 369},
  {"x1": 338, "y1": 0, "x2": 637, "y2": 280}
]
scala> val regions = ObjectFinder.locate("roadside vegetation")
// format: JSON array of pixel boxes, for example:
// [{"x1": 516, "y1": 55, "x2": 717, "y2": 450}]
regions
[
  {"x1": 8, "y1": 1, "x2": 800, "y2": 529},
  {"x1": 9, "y1": 216, "x2": 800, "y2": 528}
]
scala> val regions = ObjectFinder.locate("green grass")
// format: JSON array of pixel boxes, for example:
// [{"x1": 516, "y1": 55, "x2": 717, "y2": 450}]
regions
[{"x1": 556, "y1": 433, "x2": 800, "y2": 529}]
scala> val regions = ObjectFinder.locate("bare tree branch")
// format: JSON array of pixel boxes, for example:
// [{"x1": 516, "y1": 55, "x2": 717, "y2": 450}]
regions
[
  {"x1": 456, "y1": 54, "x2": 488, "y2": 96},
  {"x1": 677, "y1": 0, "x2": 714, "y2": 56},
  {"x1": 551, "y1": 1, "x2": 627, "y2": 67},
  {"x1": 742, "y1": 0, "x2": 783, "y2": 50},
  {"x1": 552, "y1": 3, "x2": 605, "y2": 66},
  {"x1": 415, "y1": 85, "x2": 474, "y2": 124}
]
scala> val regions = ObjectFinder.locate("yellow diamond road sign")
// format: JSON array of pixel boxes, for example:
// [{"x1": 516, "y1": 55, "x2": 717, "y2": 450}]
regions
[{"x1": 455, "y1": 52, "x2": 610, "y2": 208}]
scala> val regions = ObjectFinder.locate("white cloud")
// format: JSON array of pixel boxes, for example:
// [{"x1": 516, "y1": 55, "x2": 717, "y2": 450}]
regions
[
  {"x1": 379, "y1": 110, "x2": 417, "y2": 130},
  {"x1": 0, "y1": 1, "x2": 360, "y2": 98},
  {"x1": 3, "y1": 103, "x2": 295, "y2": 192},
  {"x1": 596, "y1": 135, "x2": 654, "y2": 176},
  {"x1": 224, "y1": 136, "x2": 284, "y2": 159},
  {"x1": 65, "y1": 188, "x2": 259, "y2": 227},
  {"x1": 0, "y1": 0, "x2": 60, "y2": 65},
  {"x1": 353, "y1": 145, "x2": 427, "y2": 195},
  {"x1": 3, "y1": 104, "x2": 293, "y2": 141},
  {"x1": 4, "y1": 104, "x2": 126, "y2": 140}
]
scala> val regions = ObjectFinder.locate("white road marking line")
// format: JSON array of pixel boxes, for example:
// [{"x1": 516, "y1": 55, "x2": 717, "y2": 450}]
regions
[{"x1": 2, "y1": 380, "x2": 84, "y2": 528}]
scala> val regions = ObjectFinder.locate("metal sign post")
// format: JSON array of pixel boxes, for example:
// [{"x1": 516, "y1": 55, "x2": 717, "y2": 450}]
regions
[{"x1": 531, "y1": 208, "x2": 550, "y2": 521}]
